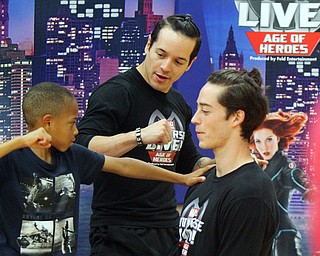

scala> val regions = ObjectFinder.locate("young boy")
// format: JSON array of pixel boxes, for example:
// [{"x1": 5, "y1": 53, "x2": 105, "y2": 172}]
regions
[
  {"x1": 0, "y1": 82, "x2": 209, "y2": 256},
  {"x1": 0, "y1": 128, "x2": 52, "y2": 158}
]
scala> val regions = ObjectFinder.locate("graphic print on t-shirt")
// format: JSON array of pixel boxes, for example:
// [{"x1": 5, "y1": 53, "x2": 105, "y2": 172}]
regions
[
  {"x1": 179, "y1": 198, "x2": 208, "y2": 256},
  {"x1": 17, "y1": 220, "x2": 54, "y2": 255},
  {"x1": 55, "y1": 173, "x2": 76, "y2": 212},
  {"x1": 21, "y1": 173, "x2": 54, "y2": 213},
  {"x1": 145, "y1": 110, "x2": 185, "y2": 166},
  {"x1": 18, "y1": 173, "x2": 77, "y2": 255},
  {"x1": 54, "y1": 217, "x2": 76, "y2": 254}
]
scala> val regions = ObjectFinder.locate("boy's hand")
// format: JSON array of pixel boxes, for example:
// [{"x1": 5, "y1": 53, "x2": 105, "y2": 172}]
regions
[
  {"x1": 180, "y1": 165, "x2": 214, "y2": 186},
  {"x1": 24, "y1": 128, "x2": 52, "y2": 148}
]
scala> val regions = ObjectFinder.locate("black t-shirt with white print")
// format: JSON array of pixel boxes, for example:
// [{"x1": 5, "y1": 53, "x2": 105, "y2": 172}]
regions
[
  {"x1": 0, "y1": 144, "x2": 104, "y2": 255},
  {"x1": 174, "y1": 162, "x2": 279, "y2": 256}
]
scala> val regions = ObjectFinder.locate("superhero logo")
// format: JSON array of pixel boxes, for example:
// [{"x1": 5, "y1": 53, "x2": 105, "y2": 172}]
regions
[
  {"x1": 179, "y1": 198, "x2": 209, "y2": 248},
  {"x1": 235, "y1": 0, "x2": 320, "y2": 32},
  {"x1": 146, "y1": 110, "x2": 185, "y2": 164},
  {"x1": 148, "y1": 109, "x2": 184, "y2": 131},
  {"x1": 289, "y1": 162, "x2": 297, "y2": 169},
  {"x1": 235, "y1": 0, "x2": 320, "y2": 55}
]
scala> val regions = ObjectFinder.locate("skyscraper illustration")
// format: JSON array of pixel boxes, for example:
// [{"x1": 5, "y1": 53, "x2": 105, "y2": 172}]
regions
[
  {"x1": 116, "y1": 18, "x2": 147, "y2": 73},
  {"x1": 0, "y1": 0, "x2": 9, "y2": 43},
  {"x1": 10, "y1": 60, "x2": 32, "y2": 137},
  {"x1": 33, "y1": 0, "x2": 162, "y2": 93},
  {"x1": 0, "y1": 38, "x2": 29, "y2": 140},
  {"x1": 219, "y1": 26, "x2": 244, "y2": 71},
  {"x1": 135, "y1": 0, "x2": 162, "y2": 34},
  {"x1": 0, "y1": 0, "x2": 167, "y2": 142},
  {"x1": 46, "y1": 16, "x2": 93, "y2": 110},
  {"x1": 34, "y1": 0, "x2": 126, "y2": 86},
  {"x1": 0, "y1": 57, "x2": 12, "y2": 142},
  {"x1": 265, "y1": 45, "x2": 320, "y2": 176}
]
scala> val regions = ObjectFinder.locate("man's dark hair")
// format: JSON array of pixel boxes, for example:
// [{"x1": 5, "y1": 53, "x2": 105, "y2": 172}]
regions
[
  {"x1": 207, "y1": 68, "x2": 269, "y2": 141},
  {"x1": 149, "y1": 14, "x2": 201, "y2": 66}
]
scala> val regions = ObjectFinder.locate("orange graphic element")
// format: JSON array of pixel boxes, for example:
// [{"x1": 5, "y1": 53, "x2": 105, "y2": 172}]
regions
[
  {"x1": 246, "y1": 32, "x2": 320, "y2": 56},
  {"x1": 148, "y1": 151, "x2": 176, "y2": 164}
]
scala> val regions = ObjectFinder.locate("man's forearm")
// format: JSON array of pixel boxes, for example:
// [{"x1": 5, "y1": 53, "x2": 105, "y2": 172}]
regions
[
  {"x1": 88, "y1": 131, "x2": 139, "y2": 157},
  {"x1": 192, "y1": 157, "x2": 215, "y2": 172}
]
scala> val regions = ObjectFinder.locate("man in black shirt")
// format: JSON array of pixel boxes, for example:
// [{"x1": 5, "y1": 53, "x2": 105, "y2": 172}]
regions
[
  {"x1": 76, "y1": 14, "x2": 213, "y2": 256},
  {"x1": 172, "y1": 68, "x2": 279, "y2": 256}
]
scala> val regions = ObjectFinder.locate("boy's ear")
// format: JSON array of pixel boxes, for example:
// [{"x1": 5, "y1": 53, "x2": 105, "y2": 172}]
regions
[{"x1": 42, "y1": 114, "x2": 53, "y2": 129}]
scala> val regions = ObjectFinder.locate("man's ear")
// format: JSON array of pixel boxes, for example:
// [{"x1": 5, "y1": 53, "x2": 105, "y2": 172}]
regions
[
  {"x1": 42, "y1": 114, "x2": 53, "y2": 129},
  {"x1": 232, "y1": 110, "x2": 245, "y2": 126},
  {"x1": 144, "y1": 35, "x2": 151, "y2": 53},
  {"x1": 185, "y1": 57, "x2": 197, "y2": 72}
]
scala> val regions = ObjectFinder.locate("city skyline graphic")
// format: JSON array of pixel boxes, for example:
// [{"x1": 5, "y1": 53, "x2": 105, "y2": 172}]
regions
[{"x1": 1, "y1": 0, "x2": 174, "y2": 142}]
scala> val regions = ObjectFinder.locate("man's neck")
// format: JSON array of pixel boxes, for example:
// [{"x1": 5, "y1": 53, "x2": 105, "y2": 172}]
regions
[
  {"x1": 214, "y1": 141, "x2": 253, "y2": 177},
  {"x1": 136, "y1": 63, "x2": 146, "y2": 80}
]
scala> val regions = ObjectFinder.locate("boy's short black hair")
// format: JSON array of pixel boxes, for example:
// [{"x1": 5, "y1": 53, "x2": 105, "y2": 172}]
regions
[{"x1": 23, "y1": 82, "x2": 75, "y2": 128}]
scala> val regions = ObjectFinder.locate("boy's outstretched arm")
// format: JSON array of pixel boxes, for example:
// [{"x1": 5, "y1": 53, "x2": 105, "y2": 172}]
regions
[
  {"x1": 102, "y1": 156, "x2": 213, "y2": 186},
  {"x1": 0, "y1": 127, "x2": 52, "y2": 158}
]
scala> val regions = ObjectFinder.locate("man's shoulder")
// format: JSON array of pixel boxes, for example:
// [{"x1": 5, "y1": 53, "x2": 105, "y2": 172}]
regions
[
  {"x1": 169, "y1": 86, "x2": 185, "y2": 98},
  {"x1": 232, "y1": 163, "x2": 274, "y2": 193},
  {"x1": 167, "y1": 87, "x2": 191, "y2": 111}
]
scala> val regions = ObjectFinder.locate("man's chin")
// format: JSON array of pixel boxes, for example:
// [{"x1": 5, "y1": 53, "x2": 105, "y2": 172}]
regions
[{"x1": 199, "y1": 142, "x2": 210, "y2": 150}]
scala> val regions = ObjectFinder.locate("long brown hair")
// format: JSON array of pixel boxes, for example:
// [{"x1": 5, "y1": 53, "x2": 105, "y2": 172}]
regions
[{"x1": 250, "y1": 109, "x2": 308, "y2": 152}]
